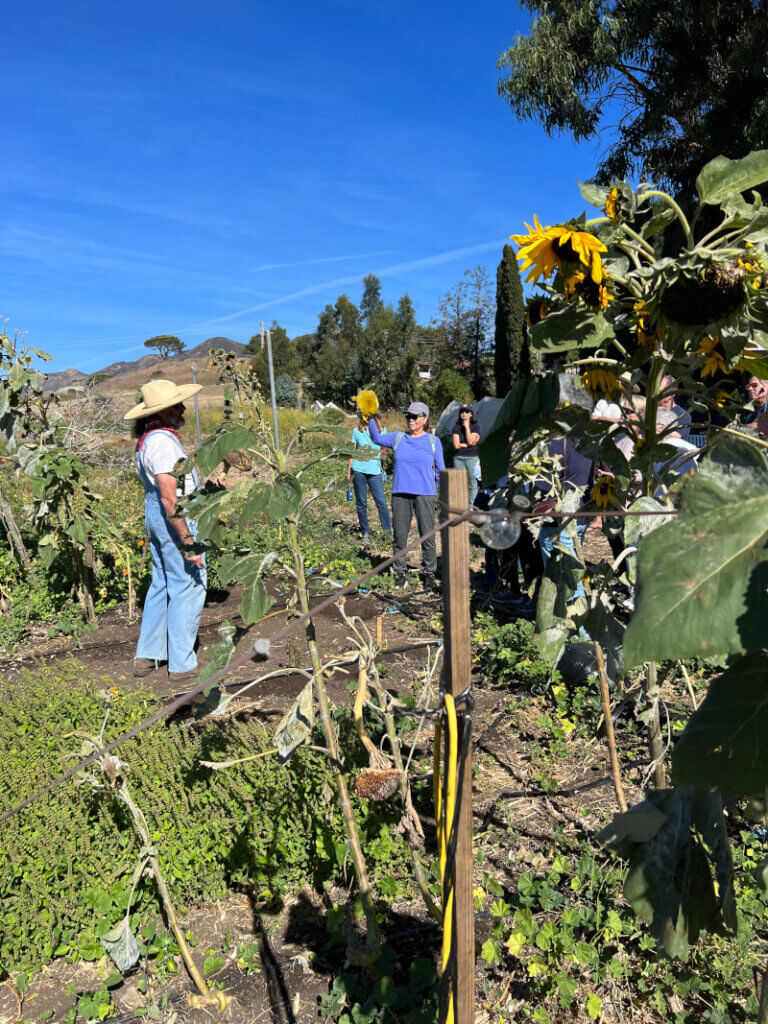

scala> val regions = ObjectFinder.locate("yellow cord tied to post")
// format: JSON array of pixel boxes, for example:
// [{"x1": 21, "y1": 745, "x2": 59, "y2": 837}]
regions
[
  {"x1": 433, "y1": 692, "x2": 458, "y2": 1024},
  {"x1": 354, "y1": 390, "x2": 379, "y2": 422}
]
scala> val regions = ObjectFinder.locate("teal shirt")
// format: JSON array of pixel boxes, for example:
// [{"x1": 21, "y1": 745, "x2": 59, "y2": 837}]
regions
[{"x1": 351, "y1": 426, "x2": 383, "y2": 475}]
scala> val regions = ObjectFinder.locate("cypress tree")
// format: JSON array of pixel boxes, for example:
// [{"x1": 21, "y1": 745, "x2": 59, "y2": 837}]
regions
[{"x1": 493, "y1": 244, "x2": 530, "y2": 395}]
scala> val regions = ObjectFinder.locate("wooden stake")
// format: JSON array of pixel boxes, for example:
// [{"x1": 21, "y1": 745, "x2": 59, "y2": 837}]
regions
[
  {"x1": 594, "y1": 642, "x2": 627, "y2": 813},
  {"x1": 376, "y1": 615, "x2": 383, "y2": 647},
  {"x1": 439, "y1": 469, "x2": 475, "y2": 1024}
]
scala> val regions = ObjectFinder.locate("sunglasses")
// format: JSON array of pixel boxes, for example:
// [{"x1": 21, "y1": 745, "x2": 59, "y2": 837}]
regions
[{"x1": 405, "y1": 413, "x2": 423, "y2": 420}]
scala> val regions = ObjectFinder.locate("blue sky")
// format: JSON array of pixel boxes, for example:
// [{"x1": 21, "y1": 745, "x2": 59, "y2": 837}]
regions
[{"x1": 3, "y1": 0, "x2": 603, "y2": 371}]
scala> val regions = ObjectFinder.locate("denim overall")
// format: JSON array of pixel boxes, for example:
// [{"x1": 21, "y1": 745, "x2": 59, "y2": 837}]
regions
[{"x1": 134, "y1": 429, "x2": 206, "y2": 673}]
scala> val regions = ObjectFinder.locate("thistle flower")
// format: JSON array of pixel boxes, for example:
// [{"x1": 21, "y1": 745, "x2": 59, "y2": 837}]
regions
[
  {"x1": 696, "y1": 335, "x2": 726, "y2": 378},
  {"x1": 511, "y1": 215, "x2": 607, "y2": 285},
  {"x1": 582, "y1": 367, "x2": 620, "y2": 401},
  {"x1": 591, "y1": 474, "x2": 616, "y2": 509}
]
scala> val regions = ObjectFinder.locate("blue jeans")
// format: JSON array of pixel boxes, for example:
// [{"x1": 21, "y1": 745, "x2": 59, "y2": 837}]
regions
[
  {"x1": 453, "y1": 454, "x2": 479, "y2": 505},
  {"x1": 135, "y1": 480, "x2": 207, "y2": 673},
  {"x1": 352, "y1": 471, "x2": 391, "y2": 534},
  {"x1": 539, "y1": 520, "x2": 588, "y2": 600}
]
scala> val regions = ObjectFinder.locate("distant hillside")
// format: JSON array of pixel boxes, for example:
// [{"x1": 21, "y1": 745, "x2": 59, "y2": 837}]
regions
[{"x1": 44, "y1": 337, "x2": 246, "y2": 393}]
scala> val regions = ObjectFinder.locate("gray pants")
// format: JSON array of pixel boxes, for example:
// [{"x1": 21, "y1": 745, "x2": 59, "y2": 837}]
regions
[{"x1": 392, "y1": 493, "x2": 437, "y2": 574}]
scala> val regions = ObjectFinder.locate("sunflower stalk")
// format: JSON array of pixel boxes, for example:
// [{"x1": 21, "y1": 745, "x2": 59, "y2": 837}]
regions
[{"x1": 641, "y1": 190, "x2": 694, "y2": 248}]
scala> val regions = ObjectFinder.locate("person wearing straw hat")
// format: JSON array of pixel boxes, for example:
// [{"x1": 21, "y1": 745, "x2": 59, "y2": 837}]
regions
[{"x1": 124, "y1": 379, "x2": 206, "y2": 681}]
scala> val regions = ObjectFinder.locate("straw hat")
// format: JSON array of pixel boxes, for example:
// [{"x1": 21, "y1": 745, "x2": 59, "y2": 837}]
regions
[{"x1": 123, "y1": 379, "x2": 203, "y2": 421}]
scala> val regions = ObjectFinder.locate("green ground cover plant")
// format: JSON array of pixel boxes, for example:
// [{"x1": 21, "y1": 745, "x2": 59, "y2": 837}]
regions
[{"x1": 0, "y1": 661, "x2": 411, "y2": 975}]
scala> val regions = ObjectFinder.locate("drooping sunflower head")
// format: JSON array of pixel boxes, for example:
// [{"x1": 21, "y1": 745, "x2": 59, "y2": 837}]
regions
[
  {"x1": 605, "y1": 187, "x2": 620, "y2": 223},
  {"x1": 567, "y1": 271, "x2": 611, "y2": 309},
  {"x1": 603, "y1": 182, "x2": 636, "y2": 224},
  {"x1": 354, "y1": 389, "x2": 379, "y2": 419},
  {"x1": 590, "y1": 474, "x2": 616, "y2": 510},
  {"x1": 582, "y1": 367, "x2": 620, "y2": 402},
  {"x1": 511, "y1": 216, "x2": 607, "y2": 286},
  {"x1": 526, "y1": 296, "x2": 551, "y2": 328},
  {"x1": 551, "y1": 228, "x2": 607, "y2": 285}
]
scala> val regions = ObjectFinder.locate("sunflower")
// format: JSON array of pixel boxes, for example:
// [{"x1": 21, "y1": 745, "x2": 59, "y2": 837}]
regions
[
  {"x1": 696, "y1": 336, "x2": 726, "y2": 378},
  {"x1": 582, "y1": 367, "x2": 620, "y2": 401},
  {"x1": 566, "y1": 271, "x2": 611, "y2": 309},
  {"x1": 511, "y1": 216, "x2": 607, "y2": 285},
  {"x1": 591, "y1": 474, "x2": 616, "y2": 509},
  {"x1": 526, "y1": 297, "x2": 550, "y2": 328},
  {"x1": 605, "y1": 187, "x2": 620, "y2": 223},
  {"x1": 354, "y1": 389, "x2": 379, "y2": 420},
  {"x1": 634, "y1": 301, "x2": 655, "y2": 347}
]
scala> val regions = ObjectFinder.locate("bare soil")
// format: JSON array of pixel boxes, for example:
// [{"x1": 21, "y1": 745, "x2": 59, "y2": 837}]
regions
[{"x1": 9, "y1": 521, "x2": 644, "y2": 1024}]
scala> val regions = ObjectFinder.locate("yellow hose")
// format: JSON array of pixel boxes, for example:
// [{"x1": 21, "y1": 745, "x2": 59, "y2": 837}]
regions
[{"x1": 438, "y1": 693, "x2": 458, "y2": 1024}]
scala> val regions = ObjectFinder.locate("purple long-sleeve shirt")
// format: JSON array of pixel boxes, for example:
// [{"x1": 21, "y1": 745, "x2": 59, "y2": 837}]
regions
[{"x1": 368, "y1": 420, "x2": 445, "y2": 495}]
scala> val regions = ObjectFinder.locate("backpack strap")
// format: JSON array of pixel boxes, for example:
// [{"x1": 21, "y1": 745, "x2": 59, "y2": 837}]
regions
[{"x1": 394, "y1": 431, "x2": 406, "y2": 452}]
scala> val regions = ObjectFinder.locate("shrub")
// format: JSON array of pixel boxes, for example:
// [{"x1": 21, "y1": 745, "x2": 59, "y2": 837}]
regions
[
  {"x1": 432, "y1": 370, "x2": 472, "y2": 411},
  {"x1": 274, "y1": 374, "x2": 298, "y2": 407}
]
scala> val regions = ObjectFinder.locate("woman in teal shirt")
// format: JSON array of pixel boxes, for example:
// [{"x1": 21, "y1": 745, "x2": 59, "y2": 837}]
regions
[{"x1": 347, "y1": 414, "x2": 392, "y2": 545}]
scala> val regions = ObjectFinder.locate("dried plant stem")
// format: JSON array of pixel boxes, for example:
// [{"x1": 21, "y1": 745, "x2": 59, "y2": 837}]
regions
[
  {"x1": 594, "y1": 642, "x2": 627, "y2": 813},
  {"x1": 288, "y1": 521, "x2": 381, "y2": 964},
  {"x1": 117, "y1": 781, "x2": 226, "y2": 1010},
  {"x1": 644, "y1": 661, "x2": 667, "y2": 789},
  {"x1": 365, "y1": 650, "x2": 442, "y2": 924},
  {"x1": 679, "y1": 662, "x2": 698, "y2": 711}
]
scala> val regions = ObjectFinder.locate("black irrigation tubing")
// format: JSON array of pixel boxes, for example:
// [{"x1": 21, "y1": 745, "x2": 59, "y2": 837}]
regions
[{"x1": 0, "y1": 508, "x2": 472, "y2": 826}]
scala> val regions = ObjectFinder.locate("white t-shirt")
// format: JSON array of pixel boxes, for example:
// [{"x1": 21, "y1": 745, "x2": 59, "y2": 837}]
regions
[{"x1": 137, "y1": 432, "x2": 197, "y2": 495}]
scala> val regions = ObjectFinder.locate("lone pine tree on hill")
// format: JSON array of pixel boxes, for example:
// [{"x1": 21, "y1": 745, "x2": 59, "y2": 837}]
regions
[{"x1": 144, "y1": 335, "x2": 185, "y2": 360}]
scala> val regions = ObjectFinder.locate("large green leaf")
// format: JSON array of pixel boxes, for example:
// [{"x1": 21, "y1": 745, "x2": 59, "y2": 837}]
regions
[
  {"x1": 624, "y1": 435, "x2": 768, "y2": 666},
  {"x1": 530, "y1": 307, "x2": 614, "y2": 354},
  {"x1": 477, "y1": 374, "x2": 560, "y2": 484},
  {"x1": 195, "y1": 425, "x2": 260, "y2": 474},
  {"x1": 238, "y1": 579, "x2": 273, "y2": 625},
  {"x1": 598, "y1": 787, "x2": 735, "y2": 960},
  {"x1": 696, "y1": 149, "x2": 768, "y2": 206},
  {"x1": 672, "y1": 652, "x2": 768, "y2": 795},
  {"x1": 577, "y1": 180, "x2": 608, "y2": 208},
  {"x1": 268, "y1": 474, "x2": 302, "y2": 520}
]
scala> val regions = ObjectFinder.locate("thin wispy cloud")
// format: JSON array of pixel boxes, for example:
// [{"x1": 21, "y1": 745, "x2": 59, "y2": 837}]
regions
[
  {"x1": 252, "y1": 250, "x2": 392, "y2": 272},
  {"x1": 192, "y1": 238, "x2": 508, "y2": 330}
]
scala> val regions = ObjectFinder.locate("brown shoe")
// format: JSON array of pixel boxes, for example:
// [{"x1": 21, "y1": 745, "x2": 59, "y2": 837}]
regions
[
  {"x1": 133, "y1": 658, "x2": 157, "y2": 678},
  {"x1": 168, "y1": 670, "x2": 199, "y2": 686}
]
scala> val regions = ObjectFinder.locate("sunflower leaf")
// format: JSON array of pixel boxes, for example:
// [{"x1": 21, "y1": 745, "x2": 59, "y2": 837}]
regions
[
  {"x1": 672, "y1": 652, "x2": 768, "y2": 795},
  {"x1": 530, "y1": 307, "x2": 614, "y2": 354},
  {"x1": 478, "y1": 373, "x2": 560, "y2": 484},
  {"x1": 578, "y1": 180, "x2": 609, "y2": 208},
  {"x1": 696, "y1": 149, "x2": 768, "y2": 206},
  {"x1": 195, "y1": 425, "x2": 260, "y2": 474},
  {"x1": 624, "y1": 434, "x2": 768, "y2": 665}
]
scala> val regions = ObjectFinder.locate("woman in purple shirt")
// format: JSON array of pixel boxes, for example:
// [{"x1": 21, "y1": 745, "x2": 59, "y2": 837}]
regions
[{"x1": 368, "y1": 401, "x2": 445, "y2": 591}]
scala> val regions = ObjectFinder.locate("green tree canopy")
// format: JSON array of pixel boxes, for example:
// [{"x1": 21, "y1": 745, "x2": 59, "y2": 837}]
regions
[
  {"x1": 497, "y1": 0, "x2": 768, "y2": 193},
  {"x1": 144, "y1": 335, "x2": 185, "y2": 360},
  {"x1": 248, "y1": 321, "x2": 301, "y2": 387},
  {"x1": 360, "y1": 274, "x2": 383, "y2": 323},
  {"x1": 494, "y1": 244, "x2": 530, "y2": 395}
]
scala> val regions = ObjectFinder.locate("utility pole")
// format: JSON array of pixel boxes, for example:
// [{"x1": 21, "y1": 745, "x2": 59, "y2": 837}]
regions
[
  {"x1": 260, "y1": 320, "x2": 265, "y2": 351},
  {"x1": 190, "y1": 362, "x2": 202, "y2": 449},
  {"x1": 266, "y1": 328, "x2": 280, "y2": 451}
]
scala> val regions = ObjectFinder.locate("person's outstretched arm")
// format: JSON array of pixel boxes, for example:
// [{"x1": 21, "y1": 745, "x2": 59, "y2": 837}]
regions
[{"x1": 367, "y1": 418, "x2": 398, "y2": 448}]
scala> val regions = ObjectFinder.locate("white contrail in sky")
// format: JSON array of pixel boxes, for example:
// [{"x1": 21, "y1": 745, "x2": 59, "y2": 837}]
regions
[
  {"x1": 193, "y1": 238, "x2": 508, "y2": 330},
  {"x1": 252, "y1": 250, "x2": 392, "y2": 272}
]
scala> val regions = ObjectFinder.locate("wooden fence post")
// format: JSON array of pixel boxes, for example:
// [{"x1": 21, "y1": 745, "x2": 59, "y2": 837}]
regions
[{"x1": 439, "y1": 469, "x2": 475, "y2": 1024}]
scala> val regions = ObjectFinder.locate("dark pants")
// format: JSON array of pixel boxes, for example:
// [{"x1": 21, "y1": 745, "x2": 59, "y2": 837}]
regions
[
  {"x1": 352, "y1": 470, "x2": 391, "y2": 534},
  {"x1": 392, "y1": 493, "x2": 437, "y2": 574},
  {"x1": 485, "y1": 527, "x2": 542, "y2": 593}
]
